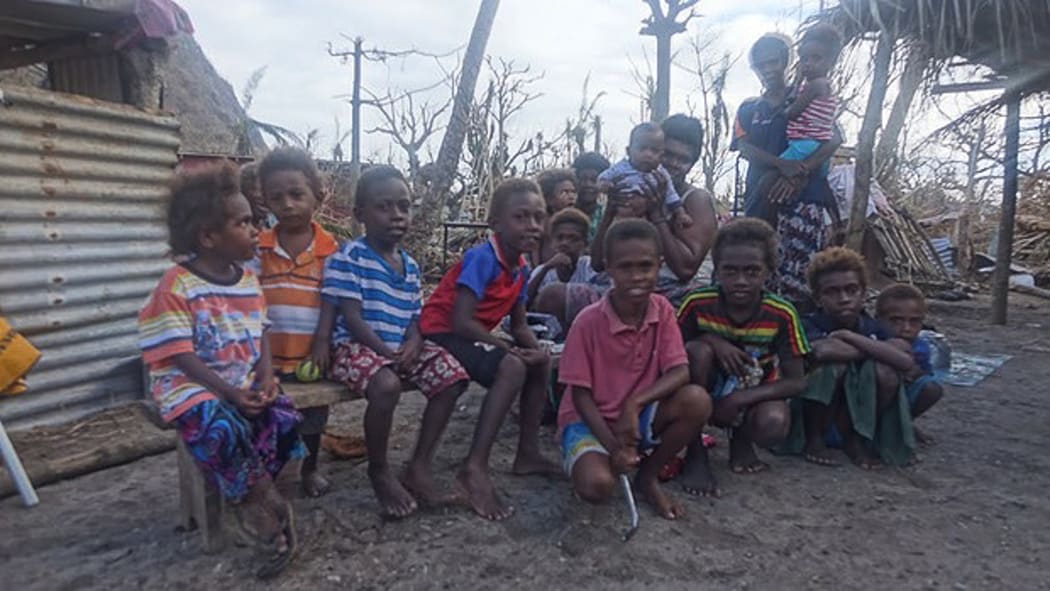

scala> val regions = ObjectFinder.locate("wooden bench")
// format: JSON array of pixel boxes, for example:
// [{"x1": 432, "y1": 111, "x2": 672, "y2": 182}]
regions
[{"x1": 174, "y1": 380, "x2": 358, "y2": 553}]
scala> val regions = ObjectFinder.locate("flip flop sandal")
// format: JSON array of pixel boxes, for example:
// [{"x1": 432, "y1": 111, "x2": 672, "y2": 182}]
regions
[{"x1": 256, "y1": 501, "x2": 298, "y2": 580}]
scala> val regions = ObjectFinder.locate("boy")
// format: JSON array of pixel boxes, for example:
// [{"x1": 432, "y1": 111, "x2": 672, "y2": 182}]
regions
[
  {"x1": 677, "y1": 218, "x2": 809, "y2": 496},
  {"x1": 876, "y1": 283, "x2": 944, "y2": 444},
  {"x1": 419, "y1": 178, "x2": 560, "y2": 521},
  {"x1": 571, "y1": 152, "x2": 611, "y2": 243},
  {"x1": 798, "y1": 247, "x2": 917, "y2": 468},
  {"x1": 527, "y1": 207, "x2": 597, "y2": 306},
  {"x1": 322, "y1": 165, "x2": 469, "y2": 517},
  {"x1": 559, "y1": 219, "x2": 710, "y2": 519},
  {"x1": 255, "y1": 147, "x2": 337, "y2": 497},
  {"x1": 533, "y1": 168, "x2": 578, "y2": 264},
  {"x1": 599, "y1": 123, "x2": 692, "y2": 228}
]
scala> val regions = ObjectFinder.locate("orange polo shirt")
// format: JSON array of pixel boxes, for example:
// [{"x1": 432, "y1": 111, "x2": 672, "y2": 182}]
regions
[{"x1": 256, "y1": 222, "x2": 340, "y2": 374}]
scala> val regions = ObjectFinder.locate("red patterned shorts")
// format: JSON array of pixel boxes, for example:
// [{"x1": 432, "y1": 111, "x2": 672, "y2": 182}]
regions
[{"x1": 328, "y1": 341, "x2": 468, "y2": 398}]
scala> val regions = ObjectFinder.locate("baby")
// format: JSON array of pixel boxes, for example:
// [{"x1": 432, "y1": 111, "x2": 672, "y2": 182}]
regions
[{"x1": 599, "y1": 122, "x2": 691, "y2": 227}]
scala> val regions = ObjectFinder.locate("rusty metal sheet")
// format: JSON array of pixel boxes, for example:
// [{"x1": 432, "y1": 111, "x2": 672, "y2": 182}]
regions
[{"x1": 0, "y1": 85, "x2": 179, "y2": 429}]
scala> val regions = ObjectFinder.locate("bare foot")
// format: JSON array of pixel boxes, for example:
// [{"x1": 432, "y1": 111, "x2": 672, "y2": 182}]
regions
[
  {"x1": 843, "y1": 440, "x2": 882, "y2": 470},
  {"x1": 401, "y1": 461, "x2": 461, "y2": 507},
  {"x1": 803, "y1": 440, "x2": 840, "y2": 467},
  {"x1": 636, "y1": 476, "x2": 685, "y2": 520},
  {"x1": 914, "y1": 426, "x2": 934, "y2": 446},
  {"x1": 511, "y1": 452, "x2": 564, "y2": 479},
  {"x1": 456, "y1": 465, "x2": 514, "y2": 521},
  {"x1": 728, "y1": 437, "x2": 769, "y2": 474},
  {"x1": 301, "y1": 470, "x2": 331, "y2": 498},
  {"x1": 680, "y1": 452, "x2": 719, "y2": 497},
  {"x1": 369, "y1": 467, "x2": 418, "y2": 518}
]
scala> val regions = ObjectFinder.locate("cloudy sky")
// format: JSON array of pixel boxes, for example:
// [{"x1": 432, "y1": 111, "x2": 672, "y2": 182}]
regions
[{"x1": 177, "y1": 0, "x2": 836, "y2": 162}]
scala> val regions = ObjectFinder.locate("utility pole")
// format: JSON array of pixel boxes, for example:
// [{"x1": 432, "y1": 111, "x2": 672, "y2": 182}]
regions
[{"x1": 328, "y1": 38, "x2": 364, "y2": 208}]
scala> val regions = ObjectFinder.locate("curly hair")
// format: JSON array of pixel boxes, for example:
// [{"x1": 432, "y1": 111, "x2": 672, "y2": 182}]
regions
[
  {"x1": 661, "y1": 114, "x2": 704, "y2": 163},
  {"x1": 535, "y1": 168, "x2": 577, "y2": 203},
  {"x1": 355, "y1": 164, "x2": 408, "y2": 208},
  {"x1": 807, "y1": 246, "x2": 867, "y2": 294},
  {"x1": 712, "y1": 217, "x2": 778, "y2": 272},
  {"x1": 571, "y1": 152, "x2": 610, "y2": 175},
  {"x1": 604, "y1": 218, "x2": 662, "y2": 262},
  {"x1": 167, "y1": 161, "x2": 241, "y2": 256},
  {"x1": 239, "y1": 162, "x2": 259, "y2": 195},
  {"x1": 549, "y1": 207, "x2": 590, "y2": 237},
  {"x1": 800, "y1": 23, "x2": 844, "y2": 62},
  {"x1": 876, "y1": 283, "x2": 926, "y2": 316},
  {"x1": 488, "y1": 177, "x2": 542, "y2": 222},
  {"x1": 258, "y1": 146, "x2": 325, "y2": 202}
]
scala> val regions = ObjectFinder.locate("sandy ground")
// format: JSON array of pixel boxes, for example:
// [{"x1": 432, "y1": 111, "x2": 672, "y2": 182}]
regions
[{"x1": 2, "y1": 294, "x2": 1049, "y2": 591}]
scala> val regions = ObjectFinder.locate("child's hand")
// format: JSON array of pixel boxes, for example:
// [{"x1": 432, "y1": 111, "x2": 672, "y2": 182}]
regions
[
  {"x1": 547, "y1": 252, "x2": 573, "y2": 275},
  {"x1": 614, "y1": 406, "x2": 641, "y2": 449},
  {"x1": 712, "y1": 396, "x2": 745, "y2": 428},
  {"x1": 611, "y1": 446, "x2": 640, "y2": 475},
  {"x1": 230, "y1": 388, "x2": 268, "y2": 417},
  {"x1": 510, "y1": 346, "x2": 548, "y2": 367},
  {"x1": 776, "y1": 159, "x2": 806, "y2": 178},
  {"x1": 309, "y1": 337, "x2": 331, "y2": 375},
  {"x1": 710, "y1": 340, "x2": 753, "y2": 378},
  {"x1": 393, "y1": 335, "x2": 423, "y2": 373}
]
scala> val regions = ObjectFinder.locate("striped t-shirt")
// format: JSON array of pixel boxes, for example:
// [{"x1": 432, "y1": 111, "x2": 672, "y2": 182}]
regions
[
  {"x1": 677, "y1": 286, "x2": 810, "y2": 382},
  {"x1": 255, "y1": 222, "x2": 339, "y2": 374},
  {"x1": 322, "y1": 238, "x2": 422, "y2": 350},
  {"x1": 138, "y1": 265, "x2": 268, "y2": 422},
  {"x1": 786, "y1": 81, "x2": 838, "y2": 142}
]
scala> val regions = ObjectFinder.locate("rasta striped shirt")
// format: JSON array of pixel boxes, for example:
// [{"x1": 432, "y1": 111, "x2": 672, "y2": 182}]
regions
[{"x1": 677, "y1": 286, "x2": 810, "y2": 382}]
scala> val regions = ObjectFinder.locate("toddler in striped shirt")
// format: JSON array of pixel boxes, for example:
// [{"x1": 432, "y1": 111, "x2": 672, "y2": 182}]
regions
[{"x1": 780, "y1": 24, "x2": 842, "y2": 174}]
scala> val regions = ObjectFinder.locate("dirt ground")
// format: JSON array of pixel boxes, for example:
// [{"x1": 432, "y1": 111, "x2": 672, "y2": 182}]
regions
[{"x1": 2, "y1": 294, "x2": 1049, "y2": 590}]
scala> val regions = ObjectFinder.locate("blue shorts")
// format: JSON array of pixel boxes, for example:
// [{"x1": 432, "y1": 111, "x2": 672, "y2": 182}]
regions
[
  {"x1": 905, "y1": 374, "x2": 942, "y2": 410},
  {"x1": 560, "y1": 402, "x2": 660, "y2": 476},
  {"x1": 781, "y1": 139, "x2": 829, "y2": 176}
]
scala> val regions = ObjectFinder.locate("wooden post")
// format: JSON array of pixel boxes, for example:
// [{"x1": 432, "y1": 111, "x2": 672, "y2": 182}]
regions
[
  {"x1": 846, "y1": 33, "x2": 893, "y2": 252},
  {"x1": 991, "y1": 90, "x2": 1021, "y2": 325}
]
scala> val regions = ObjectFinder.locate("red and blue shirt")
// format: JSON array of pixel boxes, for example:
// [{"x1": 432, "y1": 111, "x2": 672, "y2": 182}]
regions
[{"x1": 419, "y1": 236, "x2": 529, "y2": 335}]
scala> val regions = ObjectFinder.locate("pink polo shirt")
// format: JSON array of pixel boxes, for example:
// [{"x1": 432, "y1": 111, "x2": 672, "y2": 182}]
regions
[{"x1": 556, "y1": 293, "x2": 688, "y2": 430}]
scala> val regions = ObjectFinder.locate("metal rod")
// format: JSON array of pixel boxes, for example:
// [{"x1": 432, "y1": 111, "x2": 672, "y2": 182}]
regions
[
  {"x1": 619, "y1": 474, "x2": 638, "y2": 541},
  {"x1": 0, "y1": 419, "x2": 39, "y2": 507}
]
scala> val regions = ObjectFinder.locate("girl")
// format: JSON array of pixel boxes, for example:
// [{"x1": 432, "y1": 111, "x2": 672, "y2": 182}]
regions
[
  {"x1": 138, "y1": 163, "x2": 303, "y2": 579},
  {"x1": 531, "y1": 168, "x2": 578, "y2": 264}
]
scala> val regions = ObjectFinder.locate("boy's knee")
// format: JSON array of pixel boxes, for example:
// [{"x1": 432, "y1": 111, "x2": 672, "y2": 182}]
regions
[
  {"x1": 675, "y1": 384, "x2": 712, "y2": 424},
  {"x1": 749, "y1": 404, "x2": 790, "y2": 446},
  {"x1": 874, "y1": 362, "x2": 900, "y2": 390},
  {"x1": 919, "y1": 382, "x2": 944, "y2": 406},
  {"x1": 574, "y1": 469, "x2": 616, "y2": 504},
  {"x1": 366, "y1": 368, "x2": 402, "y2": 404},
  {"x1": 497, "y1": 352, "x2": 527, "y2": 384},
  {"x1": 685, "y1": 339, "x2": 714, "y2": 362},
  {"x1": 533, "y1": 285, "x2": 566, "y2": 318}
]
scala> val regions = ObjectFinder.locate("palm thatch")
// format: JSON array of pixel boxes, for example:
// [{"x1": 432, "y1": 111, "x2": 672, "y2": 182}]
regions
[{"x1": 819, "y1": 0, "x2": 1050, "y2": 94}]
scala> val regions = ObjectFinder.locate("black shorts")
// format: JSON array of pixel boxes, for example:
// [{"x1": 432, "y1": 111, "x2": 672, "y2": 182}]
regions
[{"x1": 426, "y1": 333, "x2": 507, "y2": 388}]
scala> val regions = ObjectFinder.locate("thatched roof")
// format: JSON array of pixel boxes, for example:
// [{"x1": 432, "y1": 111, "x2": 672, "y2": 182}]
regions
[{"x1": 820, "y1": 0, "x2": 1050, "y2": 94}]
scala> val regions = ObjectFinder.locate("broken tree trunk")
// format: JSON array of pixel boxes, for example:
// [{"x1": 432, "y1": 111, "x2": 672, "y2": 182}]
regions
[
  {"x1": 846, "y1": 33, "x2": 894, "y2": 252},
  {"x1": 991, "y1": 90, "x2": 1022, "y2": 325}
]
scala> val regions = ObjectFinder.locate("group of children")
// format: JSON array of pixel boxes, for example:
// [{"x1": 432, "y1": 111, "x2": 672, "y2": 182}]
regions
[{"x1": 138, "y1": 142, "x2": 944, "y2": 578}]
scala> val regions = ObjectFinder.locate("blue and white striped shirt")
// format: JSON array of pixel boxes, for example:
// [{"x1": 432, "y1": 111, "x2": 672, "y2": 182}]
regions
[{"x1": 322, "y1": 238, "x2": 422, "y2": 349}]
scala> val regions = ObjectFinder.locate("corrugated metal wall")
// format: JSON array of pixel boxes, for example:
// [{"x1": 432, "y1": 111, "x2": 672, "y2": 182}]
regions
[{"x1": 0, "y1": 85, "x2": 179, "y2": 429}]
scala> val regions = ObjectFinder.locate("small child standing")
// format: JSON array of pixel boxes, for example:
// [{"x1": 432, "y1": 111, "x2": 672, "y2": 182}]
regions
[
  {"x1": 527, "y1": 207, "x2": 597, "y2": 306},
  {"x1": 139, "y1": 163, "x2": 301, "y2": 579},
  {"x1": 419, "y1": 178, "x2": 560, "y2": 521},
  {"x1": 559, "y1": 219, "x2": 710, "y2": 519},
  {"x1": 876, "y1": 283, "x2": 944, "y2": 444},
  {"x1": 599, "y1": 122, "x2": 692, "y2": 228},
  {"x1": 255, "y1": 147, "x2": 338, "y2": 498},
  {"x1": 798, "y1": 247, "x2": 918, "y2": 468},
  {"x1": 782, "y1": 24, "x2": 842, "y2": 175},
  {"x1": 677, "y1": 219, "x2": 809, "y2": 496},
  {"x1": 322, "y1": 165, "x2": 470, "y2": 518}
]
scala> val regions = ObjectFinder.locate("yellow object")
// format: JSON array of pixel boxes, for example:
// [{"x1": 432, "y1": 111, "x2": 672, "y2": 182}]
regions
[
  {"x1": 0, "y1": 316, "x2": 41, "y2": 396},
  {"x1": 295, "y1": 359, "x2": 321, "y2": 383}
]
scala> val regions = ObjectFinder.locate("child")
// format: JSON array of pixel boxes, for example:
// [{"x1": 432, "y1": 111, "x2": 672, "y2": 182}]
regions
[
  {"x1": 599, "y1": 122, "x2": 692, "y2": 229},
  {"x1": 419, "y1": 178, "x2": 560, "y2": 521},
  {"x1": 570, "y1": 152, "x2": 611, "y2": 243},
  {"x1": 780, "y1": 25, "x2": 842, "y2": 181},
  {"x1": 527, "y1": 207, "x2": 597, "y2": 307},
  {"x1": 533, "y1": 168, "x2": 578, "y2": 264},
  {"x1": 255, "y1": 147, "x2": 338, "y2": 498},
  {"x1": 559, "y1": 219, "x2": 710, "y2": 519},
  {"x1": 322, "y1": 165, "x2": 470, "y2": 518},
  {"x1": 797, "y1": 247, "x2": 917, "y2": 469},
  {"x1": 876, "y1": 283, "x2": 944, "y2": 444},
  {"x1": 138, "y1": 163, "x2": 302, "y2": 579},
  {"x1": 241, "y1": 162, "x2": 275, "y2": 229},
  {"x1": 677, "y1": 218, "x2": 809, "y2": 496}
]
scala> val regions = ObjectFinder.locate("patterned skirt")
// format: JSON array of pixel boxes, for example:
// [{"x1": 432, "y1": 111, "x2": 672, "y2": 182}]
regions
[
  {"x1": 175, "y1": 394, "x2": 305, "y2": 501},
  {"x1": 773, "y1": 202, "x2": 827, "y2": 309}
]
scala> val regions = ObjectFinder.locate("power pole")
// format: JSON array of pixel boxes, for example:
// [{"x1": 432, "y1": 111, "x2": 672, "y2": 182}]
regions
[{"x1": 328, "y1": 38, "x2": 364, "y2": 208}]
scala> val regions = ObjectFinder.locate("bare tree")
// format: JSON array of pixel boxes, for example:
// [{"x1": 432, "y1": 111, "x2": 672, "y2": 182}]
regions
[
  {"x1": 681, "y1": 33, "x2": 737, "y2": 195},
  {"x1": 640, "y1": 0, "x2": 698, "y2": 122},
  {"x1": 363, "y1": 81, "x2": 454, "y2": 179},
  {"x1": 875, "y1": 41, "x2": 930, "y2": 190}
]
